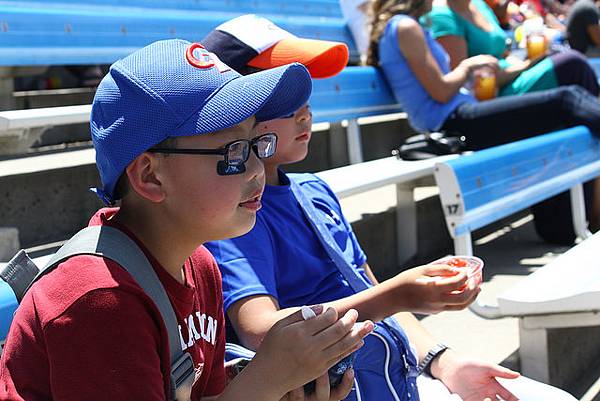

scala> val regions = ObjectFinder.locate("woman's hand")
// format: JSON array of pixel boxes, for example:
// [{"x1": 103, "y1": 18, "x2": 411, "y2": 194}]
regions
[
  {"x1": 390, "y1": 264, "x2": 481, "y2": 315},
  {"x1": 459, "y1": 55, "x2": 500, "y2": 76}
]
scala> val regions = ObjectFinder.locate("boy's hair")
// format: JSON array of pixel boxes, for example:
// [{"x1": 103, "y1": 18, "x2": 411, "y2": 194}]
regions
[
  {"x1": 89, "y1": 39, "x2": 313, "y2": 205},
  {"x1": 202, "y1": 15, "x2": 349, "y2": 78}
]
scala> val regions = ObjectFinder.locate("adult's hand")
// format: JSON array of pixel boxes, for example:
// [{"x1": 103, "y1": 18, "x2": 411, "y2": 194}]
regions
[{"x1": 432, "y1": 349, "x2": 520, "y2": 401}]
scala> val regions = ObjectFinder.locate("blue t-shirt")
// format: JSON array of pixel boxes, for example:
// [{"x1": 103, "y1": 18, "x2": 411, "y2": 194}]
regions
[
  {"x1": 205, "y1": 172, "x2": 368, "y2": 312},
  {"x1": 378, "y1": 14, "x2": 475, "y2": 133}
]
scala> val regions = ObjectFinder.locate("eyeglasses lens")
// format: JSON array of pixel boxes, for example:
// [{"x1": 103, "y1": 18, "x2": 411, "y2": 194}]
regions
[
  {"x1": 255, "y1": 135, "x2": 276, "y2": 158},
  {"x1": 227, "y1": 141, "x2": 250, "y2": 166}
]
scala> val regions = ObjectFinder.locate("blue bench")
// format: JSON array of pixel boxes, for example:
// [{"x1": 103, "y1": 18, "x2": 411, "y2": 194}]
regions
[
  {"x1": 434, "y1": 125, "x2": 600, "y2": 257},
  {"x1": 0, "y1": 0, "x2": 357, "y2": 65}
]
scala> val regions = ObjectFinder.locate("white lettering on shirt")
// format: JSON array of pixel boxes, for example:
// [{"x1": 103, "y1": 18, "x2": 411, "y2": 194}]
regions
[{"x1": 179, "y1": 311, "x2": 218, "y2": 351}]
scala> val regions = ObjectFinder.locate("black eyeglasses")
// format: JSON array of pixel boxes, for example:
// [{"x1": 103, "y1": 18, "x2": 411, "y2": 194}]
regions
[{"x1": 148, "y1": 132, "x2": 278, "y2": 176}]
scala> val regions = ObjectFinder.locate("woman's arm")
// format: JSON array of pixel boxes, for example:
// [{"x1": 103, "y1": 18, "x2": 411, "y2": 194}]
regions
[
  {"x1": 436, "y1": 34, "x2": 470, "y2": 69},
  {"x1": 396, "y1": 19, "x2": 497, "y2": 103}
]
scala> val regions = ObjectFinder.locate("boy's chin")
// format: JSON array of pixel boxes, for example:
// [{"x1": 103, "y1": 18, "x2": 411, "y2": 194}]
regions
[{"x1": 214, "y1": 215, "x2": 257, "y2": 241}]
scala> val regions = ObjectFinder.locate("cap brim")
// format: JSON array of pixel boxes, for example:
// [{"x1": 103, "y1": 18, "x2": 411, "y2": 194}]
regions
[
  {"x1": 248, "y1": 38, "x2": 349, "y2": 79},
  {"x1": 177, "y1": 62, "x2": 312, "y2": 135}
]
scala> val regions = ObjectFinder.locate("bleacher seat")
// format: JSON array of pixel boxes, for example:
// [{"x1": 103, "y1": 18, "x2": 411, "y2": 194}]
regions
[
  {"x1": 0, "y1": 0, "x2": 357, "y2": 66},
  {"x1": 434, "y1": 125, "x2": 600, "y2": 256}
]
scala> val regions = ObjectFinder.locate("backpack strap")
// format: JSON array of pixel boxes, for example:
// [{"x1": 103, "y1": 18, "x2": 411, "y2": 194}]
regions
[
  {"x1": 33, "y1": 225, "x2": 194, "y2": 401},
  {"x1": 288, "y1": 176, "x2": 371, "y2": 292}
]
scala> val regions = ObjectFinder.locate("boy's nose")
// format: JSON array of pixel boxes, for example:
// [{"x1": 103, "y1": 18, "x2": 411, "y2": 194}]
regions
[
  {"x1": 246, "y1": 147, "x2": 265, "y2": 180},
  {"x1": 295, "y1": 104, "x2": 312, "y2": 123}
]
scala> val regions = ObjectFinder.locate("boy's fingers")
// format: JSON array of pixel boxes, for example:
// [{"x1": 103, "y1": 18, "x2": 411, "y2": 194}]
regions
[
  {"x1": 313, "y1": 309, "x2": 359, "y2": 348},
  {"x1": 423, "y1": 265, "x2": 460, "y2": 276},
  {"x1": 434, "y1": 271, "x2": 469, "y2": 292},
  {"x1": 442, "y1": 285, "x2": 479, "y2": 305},
  {"x1": 301, "y1": 307, "x2": 339, "y2": 335},
  {"x1": 287, "y1": 387, "x2": 305, "y2": 401},
  {"x1": 325, "y1": 338, "x2": 364, "y2": 367},
  {"x1": 277, "y1": 305, "x2": 326, "y2": 328},
  {"x1": 312, "y1": 373, "x2": 331, "y2": 401},
  {"x1": 330, "y1": 368, "x2": 355, "y2": 401}
]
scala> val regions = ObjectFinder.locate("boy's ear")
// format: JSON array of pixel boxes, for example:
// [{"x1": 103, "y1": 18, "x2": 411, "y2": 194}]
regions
[{"x1": 125, "y1": 153, "x2": 166, "y2": 203}]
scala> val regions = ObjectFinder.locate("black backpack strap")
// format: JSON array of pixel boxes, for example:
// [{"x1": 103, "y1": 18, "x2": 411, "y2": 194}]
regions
[{"x1": 34, "y1": 226, "x2": 194, "y2": 401}]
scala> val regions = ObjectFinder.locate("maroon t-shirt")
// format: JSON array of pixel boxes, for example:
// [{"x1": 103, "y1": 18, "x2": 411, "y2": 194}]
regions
[{"x1": 0, "y1": 208, "x2": 226, "y2": 400}]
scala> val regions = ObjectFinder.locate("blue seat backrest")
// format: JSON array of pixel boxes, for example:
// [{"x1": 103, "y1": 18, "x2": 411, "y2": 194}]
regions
[
  {"x1": 452, "y1": 126, "x2": 600, "y2": 213},
  {"x1": 435, "y1": 126, "x2": 600, "y2": 238},
  {"x1": 311, "y1": 66, "x2": 402, "y2": 123},
  {"x1": 0, "y1": 0, "x2": 356, "y2": 66}
]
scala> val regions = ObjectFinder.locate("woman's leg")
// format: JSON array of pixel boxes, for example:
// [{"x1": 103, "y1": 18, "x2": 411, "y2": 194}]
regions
[
  {"x1": 442, "y1": 85, "x2": 600, "y2": 150},
  {"x1": 550, "y1": 50, "x2": 600, "y2": 96}
]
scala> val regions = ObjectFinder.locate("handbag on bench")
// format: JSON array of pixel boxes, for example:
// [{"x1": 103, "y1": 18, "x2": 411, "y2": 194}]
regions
[{"x1": 392, "y1": 132, "x2": 466, "y2": 161}]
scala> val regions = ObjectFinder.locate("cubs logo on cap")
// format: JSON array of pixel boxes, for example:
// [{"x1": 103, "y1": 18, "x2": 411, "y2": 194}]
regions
[{"x1": 185, "y1": 43, "x2": 232, "y2": 73}]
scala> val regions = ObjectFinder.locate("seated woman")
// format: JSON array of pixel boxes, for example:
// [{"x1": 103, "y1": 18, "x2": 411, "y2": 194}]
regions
[
  {"x1": 367, "y1": 0, "x2": 600, "y2": 243},
  {"x1": 423, "y1": 0, "x2": 598, "y2": 96}
]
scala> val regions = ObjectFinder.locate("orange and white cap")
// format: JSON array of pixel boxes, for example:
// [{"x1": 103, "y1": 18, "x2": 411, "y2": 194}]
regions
[{"x1": 202, "y1": 14, "x2": 349, "y2": 78}]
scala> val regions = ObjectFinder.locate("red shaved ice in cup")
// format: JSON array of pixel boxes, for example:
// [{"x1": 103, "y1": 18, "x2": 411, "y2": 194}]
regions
[{"x1": 431, "y1": 255, "x2": 484, "y2": 287}]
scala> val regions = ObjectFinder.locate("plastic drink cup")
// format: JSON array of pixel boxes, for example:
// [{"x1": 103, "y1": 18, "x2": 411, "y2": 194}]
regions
[
  {"x1": 526, "y1": 33, "x2": 547, "y2": 59},
  {"x1": 431, "y1": 255, "x2": 484, "y2": 286},
  {"x1": 473, "y1": 67, "x2": 497, "y2": 101}
]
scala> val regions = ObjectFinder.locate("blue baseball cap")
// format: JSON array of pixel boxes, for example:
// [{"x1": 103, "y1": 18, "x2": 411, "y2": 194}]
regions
[{"x1": 90, "y1": 39, "x2": 312, "y2": 205}]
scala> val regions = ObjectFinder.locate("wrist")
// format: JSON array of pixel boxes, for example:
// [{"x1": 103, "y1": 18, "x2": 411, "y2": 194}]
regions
[
  {"x1": 429, "y1": 347, "x2": 454, "y2": 380},
  {"x1": 457, "y1": 61, "x2": 473, "y2": 79},
  {"x1": 242, "y1": 355, "x2": 289, "y2": 399},
  {"x1": 419, "y1": 343, "x2": 450, "y2": 378}
]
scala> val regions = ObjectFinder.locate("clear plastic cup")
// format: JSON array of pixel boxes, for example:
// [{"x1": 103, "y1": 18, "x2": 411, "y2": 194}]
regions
[
  {"x1": 473, "y1": 67, "x2": 497, "y2": 101},
  {"x1": 526, "y1": 33, "x2": 547, "y2": 59},
  {"x1": 431, "y1": 255, "x2": 484, "y2": 286}
]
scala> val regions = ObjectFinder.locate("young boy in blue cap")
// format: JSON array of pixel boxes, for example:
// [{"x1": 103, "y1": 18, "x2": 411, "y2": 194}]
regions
[
  {"x1": 0, "y1": 39, "x2": 372, "y2": 401},
  {"x1": 204, "y1": 15, "x2": 578, "y2": 401}
]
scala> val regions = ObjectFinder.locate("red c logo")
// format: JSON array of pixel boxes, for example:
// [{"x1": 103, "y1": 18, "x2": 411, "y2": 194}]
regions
[{"x1": 186, "y1": 43, "x2": 215, "y2": 69}]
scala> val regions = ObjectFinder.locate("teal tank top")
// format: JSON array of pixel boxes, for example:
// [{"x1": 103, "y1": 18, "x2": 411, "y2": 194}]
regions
[
  {"x1": 378, "y1": 14, "x2": 475, "y2": 133},
  {"x1": 424, "y1": 0, "x2": 558, "y2": 95}
]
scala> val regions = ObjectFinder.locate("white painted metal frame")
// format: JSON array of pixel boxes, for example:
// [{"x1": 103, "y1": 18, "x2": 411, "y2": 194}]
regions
[{"x1": 346, "y1": 119, "x2": 364, "y2": 164}]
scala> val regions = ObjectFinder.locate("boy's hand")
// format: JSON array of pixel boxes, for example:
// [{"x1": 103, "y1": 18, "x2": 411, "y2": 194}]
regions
[
  {"x1": 392, "y1": 264, "x2": 481, "y2": 314},
  {"x1": 282, "y1": 369, "x2": 355, "y2": 401},
  {"x1": 252, "y1": 305, "x2": 373, "y2": 397}
]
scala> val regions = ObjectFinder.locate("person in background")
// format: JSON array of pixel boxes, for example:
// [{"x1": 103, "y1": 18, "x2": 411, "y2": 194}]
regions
[
  {"x1": 566, "y1": 0, "x2": 600, "y2": 55},
  {"x1": 424, "y1": 0, "x2": 597, "y2": 97}
]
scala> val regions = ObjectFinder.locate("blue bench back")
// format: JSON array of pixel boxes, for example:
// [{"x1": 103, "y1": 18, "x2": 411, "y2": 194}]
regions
[
  {"x1": 435, "y1": 126, "x2": 600, "y2": 236},
  {"x1": 0, "y1": 0, "x2": 356, "y2": 66},
  {"x1": 311, "y1": 66, "x2": 402, "y2": 123}
]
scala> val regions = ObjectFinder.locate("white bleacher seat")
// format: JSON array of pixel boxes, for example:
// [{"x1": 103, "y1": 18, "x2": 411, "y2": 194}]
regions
[{"x1": 495, "y1": 231, "x2": 600, "y2": 384}]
